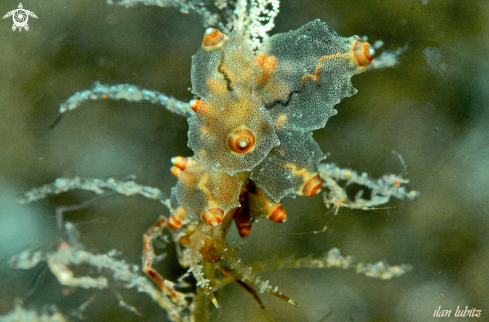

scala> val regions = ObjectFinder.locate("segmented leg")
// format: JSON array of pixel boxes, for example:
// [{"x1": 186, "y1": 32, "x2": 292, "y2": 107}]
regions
[
  {"x1": 220, "y1": 247, "x2": 297, "y2": 306},
  {"x1": 218, "y1": 266, "x2": 265, "y2": 309},
  {"x1": 142, "y1": 217, "x2": 186, "y2": 304}
]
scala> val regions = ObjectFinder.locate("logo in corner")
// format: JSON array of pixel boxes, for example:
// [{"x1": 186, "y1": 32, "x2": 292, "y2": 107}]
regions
[{"x1": 3, "y1": 3, "x2": 38, "y2": 32}]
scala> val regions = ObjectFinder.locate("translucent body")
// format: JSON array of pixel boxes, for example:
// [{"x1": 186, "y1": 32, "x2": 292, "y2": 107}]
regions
[
  {"x1": 251, "y1": 130, "x2": 325, "y2": 202},
  {"x1": 256, "y1": 19, "x2": 365, "y2": 132},
  {"x1": 178, "y1": 19, "x2": 372, "y2": 226},
  {"x1": 171, "y1": 161, "x2": 242, "y2": 222},
  {"x1": 189, "y1": 31, "x2": 279, "y2": 174}
]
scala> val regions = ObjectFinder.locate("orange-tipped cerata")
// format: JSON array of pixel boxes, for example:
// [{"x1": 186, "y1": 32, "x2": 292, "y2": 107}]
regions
[
  {"x1": 351, "y1": 39, "x2": 375, "y2": 69},
  {"x1": 301, "y1": 173, "x2": 322, "y2": 196},
  {"x1": 189, "y1": 99, "x2": 201, "y2": 112},
  {"x1": 226, "y1": 126, "x2": 257, "y2": 155},
  {"x1": 171, "y1": 156, "x2": 195, "y2": 171},
  {"x1": 265, "y1": 203, "x2": 287, "y2": 223},
  {"x1": 202, "y1": 28, "x2": 228, "y2": 51},
  {"x1": 170, "y1": 166, "x2": 182, "y2": 178},
  {"x1": 235, "y1": 209, "x2": 253, "y2": 238},
  {"x1": 169, "y1": 207, "x2": 186, "y2": 229},
  {"x1": 201, "y1": 207, "x2": 224, "y2": 227}
]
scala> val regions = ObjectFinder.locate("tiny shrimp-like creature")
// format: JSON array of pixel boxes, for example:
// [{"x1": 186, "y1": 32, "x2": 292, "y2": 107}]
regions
[{"x1": 142, "y1": 19, "x2": 376, "y2": 310}]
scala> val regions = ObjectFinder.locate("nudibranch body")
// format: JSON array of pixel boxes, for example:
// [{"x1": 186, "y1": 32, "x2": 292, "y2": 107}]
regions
[{"x1": 171, "y1": 19, "x2": 373, "y2": 234}]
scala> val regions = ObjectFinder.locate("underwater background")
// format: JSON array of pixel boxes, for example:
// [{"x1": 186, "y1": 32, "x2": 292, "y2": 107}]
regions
[{"x1": 0, "y1": 0, "x2": 487, "y2": 321}]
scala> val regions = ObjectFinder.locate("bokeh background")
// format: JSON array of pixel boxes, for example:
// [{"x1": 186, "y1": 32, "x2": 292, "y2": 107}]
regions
[{"x1": 0, "y1": 0, "x2": 487, "y2": 321}]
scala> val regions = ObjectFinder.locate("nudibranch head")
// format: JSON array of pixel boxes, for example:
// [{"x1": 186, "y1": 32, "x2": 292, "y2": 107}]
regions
[
  {"x1": 226, "y1": 126, "x2": 257, "y2": 155},
  {"x1": 202, "y1": 28, "x2": 228, "y2": 51},
  {"x1": 351, "y1": 38, "x2": 375, "y2": 69}
]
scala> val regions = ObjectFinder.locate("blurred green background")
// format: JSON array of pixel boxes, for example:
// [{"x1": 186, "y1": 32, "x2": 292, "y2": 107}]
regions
[{"x1": 0, "y1": 0, "x2": 487, "y2": 321}]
